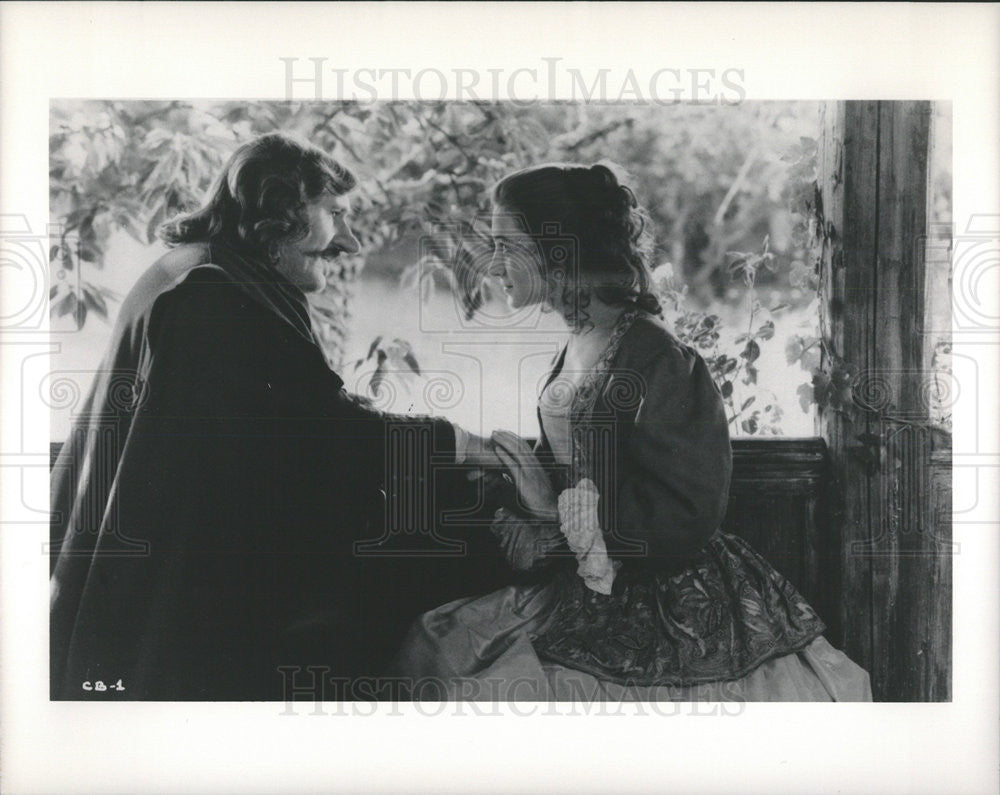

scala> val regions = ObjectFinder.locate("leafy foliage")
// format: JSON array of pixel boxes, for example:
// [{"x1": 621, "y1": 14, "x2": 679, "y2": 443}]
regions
[
  {"x1": 653, "y1": 238, "x2": 792, "y2": 435},
  {"x1": 352, "y1": 336, "x2": 422, "y2": 398},
  {"x1": 49, "y1": 100, "x2": 822, "y2": 433},
  {"x1": 50, "y1": 101, "x2": 235, "y2": 327}
]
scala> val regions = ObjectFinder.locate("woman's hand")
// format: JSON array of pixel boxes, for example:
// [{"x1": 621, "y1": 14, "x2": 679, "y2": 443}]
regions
[
  {"x1": 491, "y1": 430, "x2": 558, "y2": 521},
  {"x1": 461, "y1": 432, "x2": 504, "y2": 468}
]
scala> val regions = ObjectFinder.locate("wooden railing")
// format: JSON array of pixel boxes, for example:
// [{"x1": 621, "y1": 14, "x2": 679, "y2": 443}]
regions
[{"x1": 723, "y1": 437, "x2": 839, "y2": 640}]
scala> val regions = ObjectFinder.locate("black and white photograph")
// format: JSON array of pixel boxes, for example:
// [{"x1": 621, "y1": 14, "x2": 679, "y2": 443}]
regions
[
  {"x1": 2, "y1": 3, "x2": 998, "y2": 793},
  {"x1": 48, "y1": 97, "x2": 944, "y2": 704}
]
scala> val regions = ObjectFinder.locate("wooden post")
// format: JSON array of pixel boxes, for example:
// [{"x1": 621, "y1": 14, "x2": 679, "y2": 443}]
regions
[{"x1": 816, "y1": 101, "x2": 952, "y2": 701}]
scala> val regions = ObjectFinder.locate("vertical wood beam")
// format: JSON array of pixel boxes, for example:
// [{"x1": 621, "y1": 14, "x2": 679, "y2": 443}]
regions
[
  {"x1": 817, "y1": 100, "x2": 879, "y2": 693},
  {"x1": 817, "y1": 101, "x2": 950, "y2": 701}
]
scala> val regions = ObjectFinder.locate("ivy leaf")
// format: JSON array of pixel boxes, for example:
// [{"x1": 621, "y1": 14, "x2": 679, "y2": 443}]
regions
[
  {"x1": 77, "y1": 213, "x2": 100, "y2": 262},
  {"x1": 741, "y1": 339, "x2": 761, "y2": 364},
  {"x1": 75, "y1": 299, "x2": 88, "y2": 329},
  {"x1": 385, "y1": 338, "x2": 422, "y2": 377},
  {"x1": 785, "y1": 335, "x2": 804, "y2": 364},
  {"x1": 797, "y1": 382, "x2": 815, "y2": 413},
  {"x1": 399, "y1": 262, "x2": 420, "y2": 291},
  {"x1": 365, "y1": 335, "x2": 383, "y2": 361},
  {"x1": 809, "y1": 371, "x2": 833, "y2": 409},
  {"x1": 756, "y1": 320, "x2": 775, "y2": 341},
  {"x1": 82, "y1": 283, "x2": 109, "y2": 318},
  {"x1": 370, "y1": 364, "x2": 387, "y2": 397},
  {"x1": 830, "y1": 365, "x2": 853, "y2": 389},
  {"x1": 799, "y1": 345, "x2": 821, "y2": 373},
  {"x1": 118, "y1": 213, "x2": 148, "y2": 245},
  {"x1": 401, "y1": 350, "x2": 421, "y2": 376},
  {"x1": 720, "y1": 380, "x2": 734, "y2": 399},
  {"x1": 54, "y1": 292, "x2": 77, "y2": 318}
]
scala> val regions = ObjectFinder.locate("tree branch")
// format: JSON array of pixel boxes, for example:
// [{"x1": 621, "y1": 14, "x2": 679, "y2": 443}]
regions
[{"x1": 713, "y1": 146, "x2": 760, "y2": 226}]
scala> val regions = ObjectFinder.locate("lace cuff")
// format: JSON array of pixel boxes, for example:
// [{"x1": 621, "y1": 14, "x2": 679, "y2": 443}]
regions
[
  {"x1": 557, "y1": 478, "x2": 618, "y2": 595},
  {"x1": 490, "y1": 508, "x2": 563, "y2": 572}
]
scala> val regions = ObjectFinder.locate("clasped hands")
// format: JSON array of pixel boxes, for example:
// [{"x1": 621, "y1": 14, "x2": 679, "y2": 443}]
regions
[{"x1": 463, "y1": 429, "x2": 558, "y2": 521}]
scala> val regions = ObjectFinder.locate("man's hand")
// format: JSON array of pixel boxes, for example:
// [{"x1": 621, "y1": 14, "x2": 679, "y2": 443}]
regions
[
  {"x1": 491, "y1": 430, "x2": 558, "y2": 521},
  {"x1": 462, "y1": 432, "x2": 504, "y2": 468}
]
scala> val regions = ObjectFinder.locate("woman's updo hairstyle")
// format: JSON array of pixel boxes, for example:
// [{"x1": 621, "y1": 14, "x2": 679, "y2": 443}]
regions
[{"x1": 491, "y1": 162, "x2": 662, "y2": 322}]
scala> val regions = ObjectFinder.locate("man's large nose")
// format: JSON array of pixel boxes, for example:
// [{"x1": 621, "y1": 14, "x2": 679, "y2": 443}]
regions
[{"x1": 333, "y1": 220, "x2": 361, "y2": 255}]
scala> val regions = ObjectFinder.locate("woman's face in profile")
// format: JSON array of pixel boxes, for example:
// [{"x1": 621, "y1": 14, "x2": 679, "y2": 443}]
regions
[{"x1": 489, "y1": 208, "x2": 548, "y2": 310}]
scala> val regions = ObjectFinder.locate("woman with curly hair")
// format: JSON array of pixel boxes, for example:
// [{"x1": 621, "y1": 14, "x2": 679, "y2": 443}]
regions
[{"x1": 393, "y1": 162, "x2": 872, "y2": 702}]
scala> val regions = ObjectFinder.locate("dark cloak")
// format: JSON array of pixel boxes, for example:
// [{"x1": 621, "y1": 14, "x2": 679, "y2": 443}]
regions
[{"x1": 50, "y1": 242, "x2": 507, "y2": 700}]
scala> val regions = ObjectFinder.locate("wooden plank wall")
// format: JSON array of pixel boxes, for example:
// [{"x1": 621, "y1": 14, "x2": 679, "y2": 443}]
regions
[
  {"x1": 816, "y1": 100, "x2": 952, "y2": 701},
  {"x1": 723, "y1": 437, "x2": 839, "y2": 640}
]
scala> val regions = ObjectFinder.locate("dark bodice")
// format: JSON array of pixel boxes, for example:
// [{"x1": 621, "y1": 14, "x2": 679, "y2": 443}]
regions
[{"x1": 489, "y1": 310, "x2": 825, "y2": 686}]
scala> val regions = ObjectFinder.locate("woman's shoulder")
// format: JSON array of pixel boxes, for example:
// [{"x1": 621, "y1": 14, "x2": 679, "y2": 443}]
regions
[{"x1": 618, "y1": 313, "x2": 702, "y2": 373}]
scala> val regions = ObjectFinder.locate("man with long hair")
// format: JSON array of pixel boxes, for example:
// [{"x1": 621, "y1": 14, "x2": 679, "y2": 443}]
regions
[{"x1": 50, "y1": 132, "x2": 501, "y2": 700}]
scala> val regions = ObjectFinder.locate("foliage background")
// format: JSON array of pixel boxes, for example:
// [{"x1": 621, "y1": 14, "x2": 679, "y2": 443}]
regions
[{"x1": 49, "y1": 100, "x2": 839, "y2": 438}]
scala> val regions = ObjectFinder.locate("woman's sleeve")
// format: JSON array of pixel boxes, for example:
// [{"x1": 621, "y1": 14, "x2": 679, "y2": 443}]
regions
[
  {"x1": 489, "y1": 507, "x2": 565, "y2": 573},
  {"x1": 610, "y1": 344, "x2": 732, "y2": 560},
  {"x1": 479, "y1": 344, "x2": 571, "y2": 572},
  {"x1": 473, "y1": 471, "x2": 564, "y2": 572}
]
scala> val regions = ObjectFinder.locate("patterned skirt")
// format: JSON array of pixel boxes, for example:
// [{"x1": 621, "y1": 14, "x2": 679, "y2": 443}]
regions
[{"x1": 391, "y1": 533, "x2": 872, "y2": 701}]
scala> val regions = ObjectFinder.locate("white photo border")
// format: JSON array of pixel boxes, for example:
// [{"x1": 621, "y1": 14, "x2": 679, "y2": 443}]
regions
[{"x1": 1, "y1": 2, "x2": 997, "y2": 793}]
